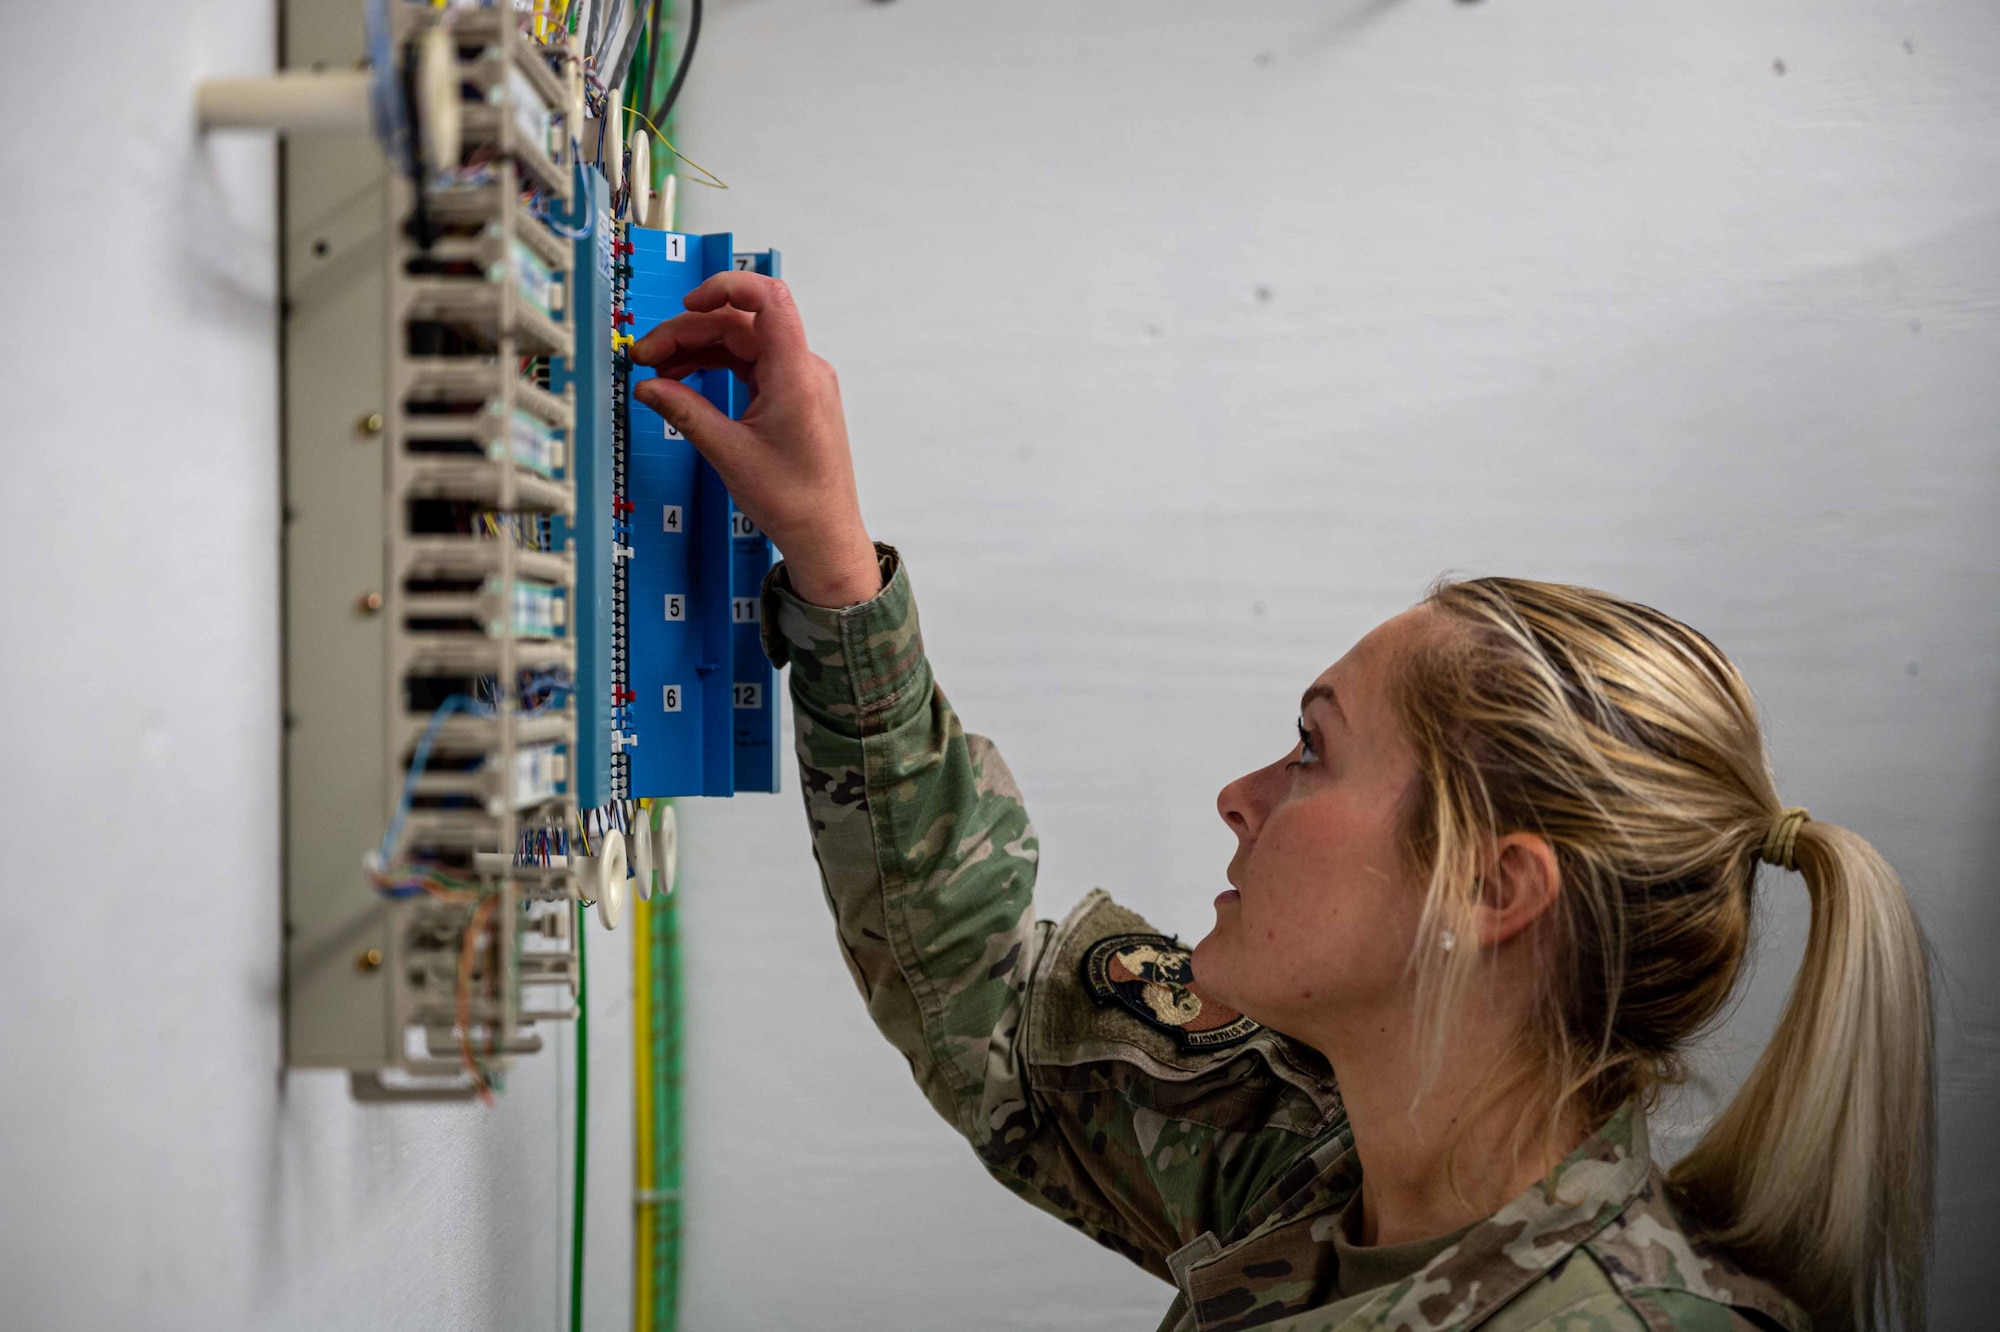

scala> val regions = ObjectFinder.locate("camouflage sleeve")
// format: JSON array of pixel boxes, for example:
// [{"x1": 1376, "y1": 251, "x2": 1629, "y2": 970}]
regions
[{"x1": 762, "y1": 546, "x2": 1346, "y2": 1282}]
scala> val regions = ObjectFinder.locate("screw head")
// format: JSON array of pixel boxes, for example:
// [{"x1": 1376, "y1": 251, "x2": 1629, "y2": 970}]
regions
[
  {"x1": 357, "y1": 591, "x2": 384, "y2": 614},
  {"x1": 357, "y1": 947, "x2": 384, "y2": 971},
  {"x1": 357, "y1": 411, "x2": 385, "y2": 436}
]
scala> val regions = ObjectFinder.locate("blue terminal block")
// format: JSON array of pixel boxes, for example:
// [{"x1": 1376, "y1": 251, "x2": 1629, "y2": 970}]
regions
[
  {"x1": 727, "y1": 250, "x2": 784, "y2": 794},
  {"x1": 624, "y1": 227, "x2": 739, "y2": 797},
  {"x1": 552, "y1": 171, "x2": 616, "y2": 808}
]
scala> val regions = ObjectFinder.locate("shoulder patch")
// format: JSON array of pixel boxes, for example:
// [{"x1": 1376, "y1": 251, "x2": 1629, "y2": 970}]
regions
[{"x1": 1080, "y1": 933, "x2": 1260, "y2": 1050}]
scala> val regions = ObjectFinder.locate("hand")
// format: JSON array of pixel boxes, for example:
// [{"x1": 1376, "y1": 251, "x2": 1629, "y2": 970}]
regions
[{"x1": 630, "y1": 273, "x2": 882, "y2": 608}]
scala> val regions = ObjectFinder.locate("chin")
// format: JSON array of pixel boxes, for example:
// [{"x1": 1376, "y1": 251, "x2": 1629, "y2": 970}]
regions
[{"x1": 1188, "y1": 931, "x2": 1239, "y2": 1008}]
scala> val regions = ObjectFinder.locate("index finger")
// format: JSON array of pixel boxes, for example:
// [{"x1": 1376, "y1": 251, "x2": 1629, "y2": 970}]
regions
[{"x1": 681, "y1": 272, "x2": 810, "y2": 373}]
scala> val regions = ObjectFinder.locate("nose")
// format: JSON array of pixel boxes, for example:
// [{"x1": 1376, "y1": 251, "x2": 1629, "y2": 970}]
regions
[{"x1": 1217, "y1": 765, "x2": 1272, "y2": 845}]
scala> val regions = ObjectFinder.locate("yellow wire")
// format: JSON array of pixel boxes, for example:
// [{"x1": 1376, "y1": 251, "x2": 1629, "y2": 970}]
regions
[
  {"x1": 620, "y1": 103, "x2": 729, "y2": 190},
  {"x1": 633, "y1": 858, "x2": 657, "y2": 1332}
]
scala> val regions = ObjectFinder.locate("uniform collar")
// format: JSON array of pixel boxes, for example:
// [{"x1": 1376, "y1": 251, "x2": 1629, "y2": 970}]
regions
[
  {"x1": 1180, "y1": 1101, "x2": 1652, "y2": 1332},
  {"x1": 1335, "y1": 1100, "x2": 1652, "y2": 1331}
]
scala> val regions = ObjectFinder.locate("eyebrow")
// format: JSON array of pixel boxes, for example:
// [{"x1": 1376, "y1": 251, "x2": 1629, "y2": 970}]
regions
[{"x1": 1301, "y1": 683, "x2": 1348, "y2": 729}]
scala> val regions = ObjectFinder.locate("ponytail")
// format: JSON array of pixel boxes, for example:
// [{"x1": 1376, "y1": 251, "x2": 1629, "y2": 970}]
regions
[{"x1": 1671, "y1": 818, "x2": 1935, "y2": 1332}]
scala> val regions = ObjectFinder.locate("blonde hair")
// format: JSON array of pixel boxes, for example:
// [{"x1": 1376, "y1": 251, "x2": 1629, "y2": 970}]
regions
[{"x1": 1395, "y1": 577, "x2": 1934, "y2": 1332}]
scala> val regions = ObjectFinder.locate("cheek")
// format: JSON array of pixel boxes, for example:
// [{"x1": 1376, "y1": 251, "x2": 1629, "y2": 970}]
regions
[{"x1": 1198, "y1": 795, "x2": 1418, "y2": 1010}]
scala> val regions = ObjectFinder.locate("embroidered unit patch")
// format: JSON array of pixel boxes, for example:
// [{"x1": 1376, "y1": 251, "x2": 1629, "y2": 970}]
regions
[{"x1": 1081, "y1": 933, "x2": 1260, "y2": 1050}]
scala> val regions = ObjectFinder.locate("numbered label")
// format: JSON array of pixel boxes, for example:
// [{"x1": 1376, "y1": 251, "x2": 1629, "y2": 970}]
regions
[
  {"x1": 729, "y1": 512, "x2": 759, "y2": 539},
  {"x1": 662, "y1": 504, "x2": 682, "y2": 533},
  {"x1": 662, "y1": 684, "x2": 682, "y2": 712},
  {"x1": 732, "y1": 597, "x2": 758, "y2": 624},
  {"x1": 732, "y1": 683, "x2": 764, "y2": 709},
  {"x1": 664, "y1": 593, "x2": 685, "y2": 622},
  {"x1": 665, "y1": 234, "x2": 687, "y2": 262},
  {"x1": 663, "y1": 419, "x2": 683, "y2": 440},
  {"x1": 733, "y1": 254, "x2": 756, "y2": 271}
]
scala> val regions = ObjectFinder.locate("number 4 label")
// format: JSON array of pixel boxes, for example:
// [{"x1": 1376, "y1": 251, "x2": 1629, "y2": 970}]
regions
[
  {"x1": 662, "y1": 505, "x2": 682, "y2": 533},
  {"x1": 732, "y1": 683, "x2": 763, "y2": 709}
]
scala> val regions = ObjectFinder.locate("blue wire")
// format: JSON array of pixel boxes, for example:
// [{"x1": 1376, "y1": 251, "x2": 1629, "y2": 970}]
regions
[
  {"x1": 375, "y1": 694, "x2": 495, "y2": 867},
  {"x1": 533, "y1": 144, "x2": 596, "y2": 241}
]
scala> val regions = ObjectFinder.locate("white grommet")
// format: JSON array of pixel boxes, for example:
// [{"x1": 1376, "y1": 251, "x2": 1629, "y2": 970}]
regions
[
  {"x1": 416, "y1": 23, "x2": 461, "y2": 174},
  {"x1": 628, "y1": 130, "x2": 651, "y2": 226},
  {"x1": 653, "y1": 805, "x2": 678, "y2": 896},
  {"x1": 655, "y1": 173, "x2": 678, "y2": 230},
  {"x1": 631, "y1": 807, "x2": 655, "y2": 902},
  {"x1": 594, "y1": 829, "x2": 627, "y2": 930},
  {"x1": 603, "y1": 91, "x2": 623, "y2": 192}
]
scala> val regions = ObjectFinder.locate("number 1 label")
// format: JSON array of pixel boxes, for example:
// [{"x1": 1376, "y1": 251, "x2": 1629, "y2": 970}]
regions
[{"x1": 665, "y1": 234, "x2": 687, "y2": 262}]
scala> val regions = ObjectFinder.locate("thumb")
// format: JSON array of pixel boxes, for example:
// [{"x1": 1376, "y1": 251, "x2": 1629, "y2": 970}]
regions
[{"x1": 635, "y1": 376, "x2": 743, "y2": 461}]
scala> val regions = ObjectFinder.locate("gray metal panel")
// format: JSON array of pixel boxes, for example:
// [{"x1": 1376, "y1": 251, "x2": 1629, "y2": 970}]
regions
[{"x1": 280, "y1": 0, "x2": 395, "y2": 1067}]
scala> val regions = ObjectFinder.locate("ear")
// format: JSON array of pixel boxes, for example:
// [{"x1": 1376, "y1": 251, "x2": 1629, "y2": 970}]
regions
[{"x1": 1472, "y1": 833, "x2": 1562, "y2": 948}]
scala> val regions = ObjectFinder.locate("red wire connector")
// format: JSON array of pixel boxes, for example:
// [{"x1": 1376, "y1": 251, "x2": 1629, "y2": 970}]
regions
[
  {"x1": 613, "y1": 240, "x2": 634, "y2": 256},
  {"x1": 614, "y1": 688, "x2": 636, "y2": 704},
  {"x1": 613, "y1": 310, "x2": 635, "y2": 326},
  {"x1": 612, "y1": 497, "x2": 634, "y2": 515}
]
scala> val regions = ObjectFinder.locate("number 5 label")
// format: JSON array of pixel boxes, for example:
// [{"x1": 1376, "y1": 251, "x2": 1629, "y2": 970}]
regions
[{"x1": 664, "y1": 594, "x2": 685, "y2": 622}]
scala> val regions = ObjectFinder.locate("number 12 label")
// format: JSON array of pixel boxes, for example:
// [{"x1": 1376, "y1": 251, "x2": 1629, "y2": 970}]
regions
[{"x1": 732, "y1": 683, "x2": 763, "y2": 709}]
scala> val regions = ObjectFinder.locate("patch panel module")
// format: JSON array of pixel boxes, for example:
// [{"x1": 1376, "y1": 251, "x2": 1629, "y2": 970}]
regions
[{"x1": 264, "y1": 0, "x2": 781, "y2": 1099}]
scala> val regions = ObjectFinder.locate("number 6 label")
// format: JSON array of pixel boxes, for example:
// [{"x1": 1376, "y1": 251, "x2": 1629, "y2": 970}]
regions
[{"x1": 662, "y1": 684, "x2": 682, "y2": 712}]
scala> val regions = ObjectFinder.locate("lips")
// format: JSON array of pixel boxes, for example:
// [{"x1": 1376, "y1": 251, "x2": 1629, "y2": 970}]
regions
[{"x1": 1214, "y1": 889, "x2": 1240, "y2": 907}]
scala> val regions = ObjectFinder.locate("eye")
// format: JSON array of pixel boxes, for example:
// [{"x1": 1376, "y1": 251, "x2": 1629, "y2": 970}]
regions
[{"x1": 1288, "y1": 717, "x2": 1320, "y2": 769}]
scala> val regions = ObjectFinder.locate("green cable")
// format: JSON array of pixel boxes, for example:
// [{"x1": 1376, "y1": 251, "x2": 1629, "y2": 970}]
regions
[{"x1": 570, "y1": 900, "x2": 589, "y2": 1332}]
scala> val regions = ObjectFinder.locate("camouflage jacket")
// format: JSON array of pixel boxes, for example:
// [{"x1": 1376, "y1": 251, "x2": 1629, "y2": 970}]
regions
[{"x1": 760, "y1": 547, "x2": 1807, "y2": 1332}]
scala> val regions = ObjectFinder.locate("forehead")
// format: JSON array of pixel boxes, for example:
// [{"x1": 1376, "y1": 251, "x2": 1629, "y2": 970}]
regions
[{"x1": 1309, "y1": 606, "x2": 1434, "y2": 718}]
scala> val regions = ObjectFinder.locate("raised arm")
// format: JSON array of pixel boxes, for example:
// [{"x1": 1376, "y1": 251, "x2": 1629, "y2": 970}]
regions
[{"x1": 631, "y1": 278, "x2": 1346, "y2": 1279}]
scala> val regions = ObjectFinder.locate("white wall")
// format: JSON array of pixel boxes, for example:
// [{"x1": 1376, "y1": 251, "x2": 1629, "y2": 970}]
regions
[
  {"x1": 0, "y1": 4, "x2": 633, "y2": 1329},
  {"x1": 1, "y1": 2, "x2": 1994, "y2": 1331},
  {"x1": 673, "y1": 1, "x2": 2000, "y2": 1328}
]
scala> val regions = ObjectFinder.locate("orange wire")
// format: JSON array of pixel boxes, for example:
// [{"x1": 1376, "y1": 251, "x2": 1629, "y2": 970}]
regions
[{"x1": 457, "y1": 895, "x2": 500, "y2": 1103}]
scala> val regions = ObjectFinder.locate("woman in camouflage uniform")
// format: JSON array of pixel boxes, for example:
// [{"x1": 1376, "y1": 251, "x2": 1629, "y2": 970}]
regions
[{"x1": 633, "y1": 275, "x2": 1934, "y2": 1332}]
